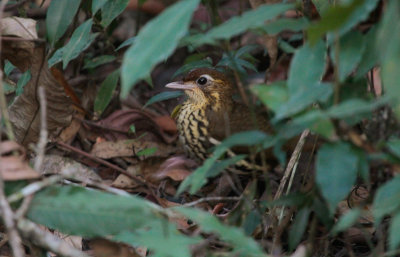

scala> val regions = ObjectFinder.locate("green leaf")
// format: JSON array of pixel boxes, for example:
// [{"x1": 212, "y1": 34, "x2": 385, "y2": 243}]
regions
[
  {"x1": 94, "y1": 70, "x2": 119, "y2": 117},
  {"x1": 316, "y1": 142, "x2": 358, "y2": 215},
  {"x1": 188, "y1": 3, "x2": 293, "y2": 47},
  {"x1": 289, "y1": 208, "x2": 311, "y2": 250},
  {"x1": 288, "y1": 40, "x2": 326, "y2": 95},
  {"x1": 308, "y1": 0, "x2": 379, "y2": 44},
  {"x1": 4, "y1": 60, "x2": 15, "y2": 76},
  {"x1": 175, "y1": 207, "x2": 266, "y2": 256},
  {"x1": 16, "y1": 70, "x2": 31, "y2": 96},
  {"x1": 49, "y1": 19, "x2": 97, "y2": 69},
  {"x1": 136, "y1": 147, "x2": 157, "y2": 157},
  {"x1": 311, "y1": 0, "x2": 330, "y2": 14},
  {"x1": 83, "y1": 55, "x2": 116, "y2": 69},
  {"x1": 92, "y1": 0, "x2": 108, "y2": 14},
  {"x1": 62, "y1": 19, "x2": 97, "y2": 69},
  {"x1": 389, "y1": 212, "x2": 400, "y2": 250},
  {"x1": 331, "y1": 31, "x2": 365, "y2": 81},
  {"x1": 177, "y1": 131, "x2": 269, "y2": 194},
  {"x1": 251, "y1": 82, "x2": 288, "y2": 113},
  {"x1": 275, "y1": 82, "x2": 332, "y2": 120},
  {"x1": 121, "y1": 0, "x2": 200, "y2": 97},
  {"x1": 373, "y1": 176, "x2": 400, "y2": 222},
  {"x1": 100, "y1": 0, "x2": 130, "y2": 27},
  {"x1": 46, "y1": 0, "x2": 82, "y2": 46},
  {"x1": 356, "y1": 26, "x2": 378, "y2": 78},
  {"x1": 387, "y1": 138, "x2": 400, "y2": 159},
  {"x1": 27, "y1": 185, "x2": 165, "y2": 237},
  {"x1": 377, "y1": 0, "x2": 400, "y2": 117},
  {"x1": 114, "y1": 227, "x2": 198, "y2": 257},
  {"x1": 144, "y1": 91, "x2": 183, "y2": 108},
  {"x1": 332, "y1": 208, "x2": 361, "y2": 235},
  {"x1": 326, "y1": 97, "x2": 388, "y2": 119},
  {"x1": 115, "y1": 36, "x2": 135, "y2": 51}
]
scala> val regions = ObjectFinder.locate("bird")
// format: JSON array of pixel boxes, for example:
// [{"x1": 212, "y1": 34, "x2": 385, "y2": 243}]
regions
[{"x1": 165, "y1": 67, "x2": 272, "y2": 170}]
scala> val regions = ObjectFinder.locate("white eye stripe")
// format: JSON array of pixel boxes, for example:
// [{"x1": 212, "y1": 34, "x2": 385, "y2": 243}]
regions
[{"x1": 199, "y1": 74, "x2": 214, "y2": 81}]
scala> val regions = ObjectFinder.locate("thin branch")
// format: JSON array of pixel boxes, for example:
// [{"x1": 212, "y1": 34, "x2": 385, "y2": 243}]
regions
[
  {"x1": 183, "y1": 196, "x2": 241, "y2": 207},
  {"x1": 17, "y1": 218, "x2": 90, "y2": 257},
  {"x1": 34, "y1": 86, "x2": 48, "y2": 172}
]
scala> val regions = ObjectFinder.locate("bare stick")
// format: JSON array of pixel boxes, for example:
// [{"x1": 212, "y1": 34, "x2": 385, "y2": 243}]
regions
[
  {"x1": 274, "y1": 129, "x2": 310, "y2": 201},
  {"x1": 183, "y1": 196, "x2": 241, "y2": 207},
  {"x1": 34, "y1": 87, "x2": 48, "y2": 171},
  {"x1": 17, "y1": 218, "x2": 90, "y2": 257},
  {"x1": 0, "y1": 175, "x2": 25, "y2": 257}
]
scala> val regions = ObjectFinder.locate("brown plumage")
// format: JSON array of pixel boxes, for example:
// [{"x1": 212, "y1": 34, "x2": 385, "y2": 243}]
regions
[{"x1": 166, "y1": 68, "x2": 271, "y2": 164}]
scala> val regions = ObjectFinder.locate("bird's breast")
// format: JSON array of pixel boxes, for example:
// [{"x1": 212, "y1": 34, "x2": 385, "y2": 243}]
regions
[{"x1": 177, "y1": 103, "x2": 211, "y2": 160}]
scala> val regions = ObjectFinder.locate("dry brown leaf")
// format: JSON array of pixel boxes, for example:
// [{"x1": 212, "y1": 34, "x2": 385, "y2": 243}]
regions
[
  {"x1": 152, "y1": 156, "x2": 195, "y2": 182},
  {"x1": 0, "y1": 17, "x2": 38, "y2": 39},
  {"x1": 1, "y1": 17, "x2": 74, "y2": 146},
  {"x1": 95, "y1": 109, "x2": 177, "y2": 144},
  {"x1": 89, "y1": 238, "x2": 142, "y2": 257},
  {"x1": 91, "y1": 139, "x2": 176, "y2": 159},
  {"x1": 41, "y1": 154, "x2": 102, "y2": 182},
  {"x1": 0, "y1": 141, "x2": 40, "y2": 180}
]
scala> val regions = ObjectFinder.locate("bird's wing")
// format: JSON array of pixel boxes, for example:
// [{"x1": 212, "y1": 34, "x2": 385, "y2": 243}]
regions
[{"x1": 206, "y1": 103, "x2": 272, "y2": 141}]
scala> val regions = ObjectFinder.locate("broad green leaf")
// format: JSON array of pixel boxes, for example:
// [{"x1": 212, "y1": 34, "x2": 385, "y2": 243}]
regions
[
  {"x1": 144, "y1": 91, "x2": 183, "y2": 108},
  {"x1": 262, "y1": 17, "x2": 309, "y2": 35},
  {"x1": 356, "y1": 26, "x2": 378, "y2": 78},
  {"x1": 332, "y1": 208, "x2": 361, "y2": 235},
  {"x1": 389, "y1": 212, "x2": 400, "y2": 250},
  {"x1": 61, "y1": 19, "x2": 97, "y2": 69},
  {"x1": 49, "y1": 20, "x2": 97, "y2": 68},
  {"x1": 46, "y1": 0, "x2": 81, "y2": 46},
  {"x1": 387, "y1": 138, "x2": 400, "y2": 159},
  {"x1": 178, "y1": 155, "x2": 246, "y2": 194},
  {"x1": 175, "y1": 207, "x2": 266, "y2": 256},
  {"x1": 308, "y1": 0, "x2": 379, "y2": 44},
  {"x1": 330, "y1": 31, "x2": 365, "y2": 81},
  {"x1": 114, "y1": 227, "x2": 199, "y2": 257},
  {"x1": 251, "y1": 82, "x2": 288, "y2": 113},
  {"x1": 94, "y1": 70, "x2": 119, "y2": 116},
  {"x1": 289, "y1": 208, "x2": 311, "y2": 250},
  {"x1": 27, "y1": 185, "x2": 165, "y2": 237},
  {"x1": 316, "y1": 142, "x2": 358, "y2": 214},
  {"x1": 373, "y1": 176, "x2": 400, "y2": 222},
  {"x1": 177, "y1": 131, "x2": 269, "y2": 194},
  {"x1": 326, "y1": 97, "x2": 388, "y2": 119},
  {"x1": 121, "y1": 0, "x2": 200, "y2": 97},
  {"x1": 100, "y1": 0, "x2": 130, "y2": 27},
  {"x1": 92, "y1": 0, "x2": 108, "y2": 14},
  {"x1": 377, "y1": 0, "x2": 400, "y2": 117},
  {"x1": 83, "y1": 55, "x2": 116, "y2": 69},
  {"x1": 115, "y1": 36, "x2": 135, "y2": 51},
  {"x1": 275, "y1": 82, "x2": 332, "y2": 120},
  {"x1": 287, "y1": 40, "x2": 326, "y2": 94},
  {"x1": 4, "y1": 60, "x2": 15, "y2": 76},
  {"x1": 16, "y1": 70, "x2": 31, "y2": 96},
  {"x1": 188, "y1": 3, "x2": 293, "y2": 47}
]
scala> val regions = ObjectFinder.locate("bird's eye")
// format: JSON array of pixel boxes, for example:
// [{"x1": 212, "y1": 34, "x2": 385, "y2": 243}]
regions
[{"x1": 197, "y1": 77, "x2": 207, "y2": 85}]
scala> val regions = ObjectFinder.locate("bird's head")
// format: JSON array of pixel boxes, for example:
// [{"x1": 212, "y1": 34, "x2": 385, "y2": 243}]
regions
[{"x1": 166, "y1": 68, "x2": 233, "y2": 107}]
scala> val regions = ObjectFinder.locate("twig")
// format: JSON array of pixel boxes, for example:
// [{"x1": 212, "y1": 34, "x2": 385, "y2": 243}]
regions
[
  {"x1": 55, "y1": 141, "x2": 149, "y2": 187},
  {"x1": 183, "y1": 196, "x2": 241, "y2": 207},
  {"x1": 17, "y1": 218, "x2": 90, "y2": 257},
  {"x1": 0, "y1": 172, "x2": 24, "y2": 257},
  {"x1": 8, "y1": 175, "x2": 64, "y2": 203},
  {"x1": 274, "y1": 130, "x2": 310, "y2": 201},
  {"x1": 15, "y1": 195, "x2": 33, "y2": 220},
  {"x1": 34, "y1": 87, "x2": 48, "y2": 172}
]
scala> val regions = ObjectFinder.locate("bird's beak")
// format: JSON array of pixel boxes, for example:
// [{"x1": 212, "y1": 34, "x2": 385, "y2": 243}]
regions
[{"x1": 165, "y1": 81, "x2": 196, "y2": 91}]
